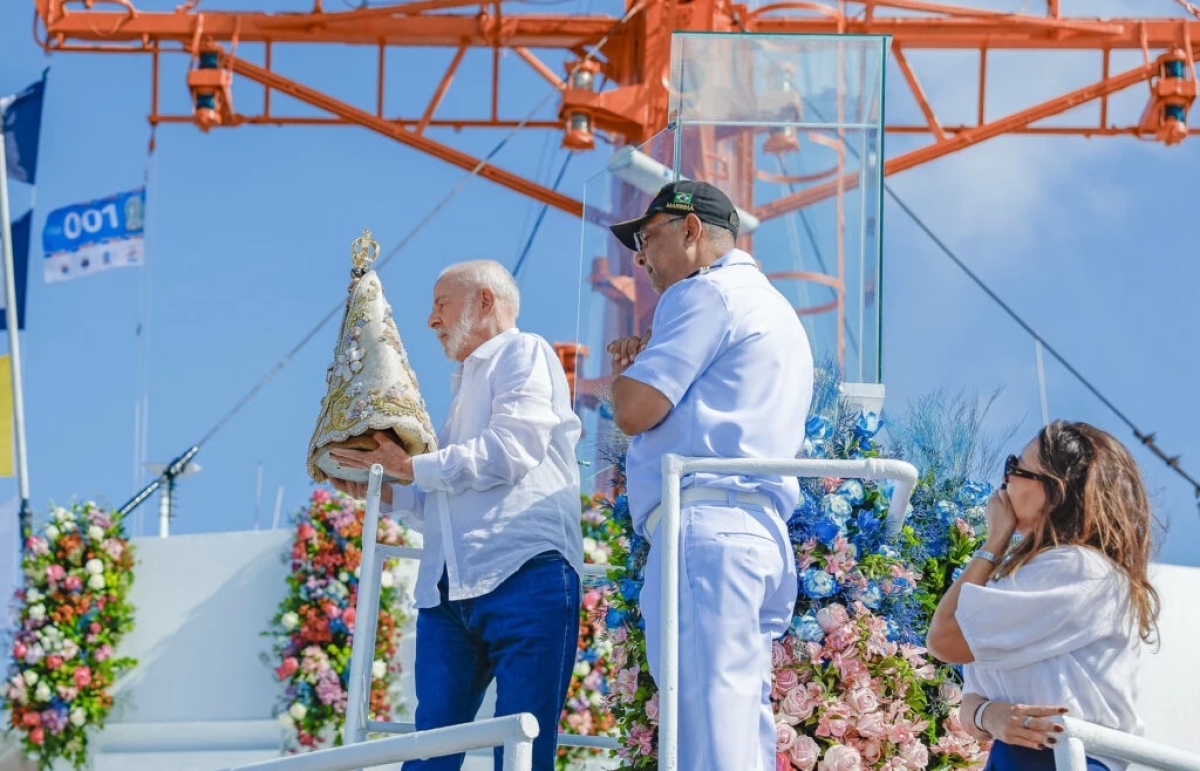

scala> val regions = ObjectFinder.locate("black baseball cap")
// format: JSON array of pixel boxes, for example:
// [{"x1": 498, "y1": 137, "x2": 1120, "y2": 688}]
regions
[{"x1": 609, "y1": 180, "x2": 740, "y2": 251}]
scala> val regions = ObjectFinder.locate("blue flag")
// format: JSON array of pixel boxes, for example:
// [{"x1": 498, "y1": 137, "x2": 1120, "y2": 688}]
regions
[
  {"x1": 2, "y1": 71, "x2": 48, "y2": 185},
  {"x1": 43, "y1": 188, "x2": 145, "y2": 282},
  {"x1": 0, "y1": 212, "x2": 31, "y2": 330}
]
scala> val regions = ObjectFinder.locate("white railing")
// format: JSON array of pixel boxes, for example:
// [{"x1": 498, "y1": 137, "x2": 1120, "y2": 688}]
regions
[
  {"x1": 654, "y1": 454, "x2": 919, "y2": 771},
  {"x1": 222, "y1": 713, "x2": 538, "y2": 771},
  {"x1": 1054, "y1": 717, "x2": 1200, "y2": 771},
  {"x1": 344, "y1": 465, "x2": 622, "y2": 756},
  {"x1": 343, "y1": 457, "x2": 918, "y2": 768}
]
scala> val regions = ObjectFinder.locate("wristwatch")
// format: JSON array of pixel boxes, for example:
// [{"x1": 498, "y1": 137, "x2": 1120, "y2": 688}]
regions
[{"x1": 973, "y1": 548, "x2": 1000, "y2": 564}]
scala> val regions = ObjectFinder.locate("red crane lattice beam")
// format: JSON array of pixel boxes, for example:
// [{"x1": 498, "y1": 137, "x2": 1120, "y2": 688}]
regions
[{"x1": 32, "y1": 0, "x2": 1200, "y2": 221}]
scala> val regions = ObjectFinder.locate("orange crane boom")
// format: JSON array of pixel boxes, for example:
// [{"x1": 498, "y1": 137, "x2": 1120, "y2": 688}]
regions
[{"x1": 32, "y1": 0, "x2": 1200, "y2": 221}]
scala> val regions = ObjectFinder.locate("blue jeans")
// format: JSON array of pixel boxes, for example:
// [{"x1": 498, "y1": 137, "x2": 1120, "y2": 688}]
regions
[
  {"x1": 402, "y1": 551, "x2": 581, "y2": 771},
  {"x1": 985, "y1": 740, "x2": 1111, "y2": 771}
]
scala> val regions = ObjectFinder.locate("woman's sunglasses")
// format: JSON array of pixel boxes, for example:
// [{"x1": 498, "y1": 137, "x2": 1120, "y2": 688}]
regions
[{"x1": 1004, "y1": 454, "x2": 1054, "y2": 485}]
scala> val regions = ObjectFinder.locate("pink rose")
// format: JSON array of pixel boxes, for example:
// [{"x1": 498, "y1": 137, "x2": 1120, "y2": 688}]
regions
[
  {"x1": 855, "y1": 711, "x2": 886, "y2": 738},
  {"x1": 312, "y1": 489, "x2": 332, "y2": 504},
  {"x1": 13, "y1": 642, "x2": 26, "y2": 659},
  {"x1": 45, "y1": 565, "x2": 65, "y2": 582},
  {"x1": 30, "y1": 727, "x2": 44, "y2": 746},
  {"x1": 774, "y1": 667, "x2": 799, "y2": 696},
  {"x1": 846, "y1": 687, "x2": 878, "y2": 716},
  {"x1": 816, "y1": 604, "x2": 850, "y2": 633},
  {"x1": 73, "y1": 667, "x2": 92, "y2": 688},
  {"x1": 45, "y1": 655, "x2": 63, "y2": 671},
  {"x1": 862, "y1": 740, "x2": 882, "y2": 764},
  {"x1": 22, "y1": 712, "x2": 40, "y2": 727},
  {"x1": 899, "y1": 741, "x2": 929, "y2": 769},
  {"x1": 819, "y1": 743, "x2": 862, "y2": 771},
  {"x1": 94, "y1": 645, "x2": 112, "y2": 662},
  {"x1": 817, "y1": 711, "x2": 850, "y2": 738},
  {"x1": 772, "y1": 639, "x2": 792, "y2": 668},
  {"x1": 776, "y1": 722, "x2": 797, "y2": 752},
  {"x1": 789, "y1": 736, "x2": 820, "y2": 771},
  {"x1": 89, "y1": 622, "x2": 101, "y2": 635},
  {"x1": 939, "y1": 681, "x2": 963, "y2": 705},
  {"x1": 777, "y1": 752, "x2": 792, "y2": 771},
  {"x1": 781, "y1": 684, "x2": 816, "y2": 722}
]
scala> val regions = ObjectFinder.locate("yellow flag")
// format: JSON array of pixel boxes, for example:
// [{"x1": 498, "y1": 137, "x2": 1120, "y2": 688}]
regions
[{"x1": 0, "y1": 356, "x2": 13, "y2": 477}]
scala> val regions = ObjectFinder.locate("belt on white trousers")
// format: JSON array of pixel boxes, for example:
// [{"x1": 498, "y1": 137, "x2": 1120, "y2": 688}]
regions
[{"x1": 643, "y1": 487, "x2": 776, "y2": 545}]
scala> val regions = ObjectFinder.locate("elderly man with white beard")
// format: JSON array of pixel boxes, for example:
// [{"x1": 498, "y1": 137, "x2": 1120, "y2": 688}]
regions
[{"x1": 328, "y1": 259, "x2": 584, "y2": 771}]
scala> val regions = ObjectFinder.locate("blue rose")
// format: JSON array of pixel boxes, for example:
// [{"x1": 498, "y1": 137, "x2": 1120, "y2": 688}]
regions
[
  {"x1": 791, "y1": 611, "x2": 825, "y2": 642},
  {"x1": 604, "y1": 607, "x2": 627, "y2": 630},
  {"x1": 801, "y1": 567, "x2": 836, "y2": 599},
  {"x1": 837, "y1": 480, "x2": 866, "y2": 506},
  {"x1": 619, "y1": 578, "x2": 643, "y2": 600},
  {"x1": 822, "y1": 495, "x2": 853, "y2": 524}
]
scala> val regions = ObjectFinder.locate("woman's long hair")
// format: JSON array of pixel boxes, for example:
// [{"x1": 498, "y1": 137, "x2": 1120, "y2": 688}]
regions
[{"x1": 996, "y1": 420, "x2": 1160, "y2": 642}]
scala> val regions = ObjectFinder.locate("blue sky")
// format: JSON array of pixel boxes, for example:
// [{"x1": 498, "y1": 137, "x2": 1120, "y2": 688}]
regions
[{"x1": 1, "y1": 0, "x2": 1198, "y2": 565}]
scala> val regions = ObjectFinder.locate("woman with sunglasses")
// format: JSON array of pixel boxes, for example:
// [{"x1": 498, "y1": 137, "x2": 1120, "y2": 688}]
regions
[{"x1": 926, "y1": 421, "x2": 1160, "y2": 771}]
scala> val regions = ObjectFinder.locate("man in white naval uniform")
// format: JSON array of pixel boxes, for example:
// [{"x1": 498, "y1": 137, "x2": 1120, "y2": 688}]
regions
[{"x1": 607, "y1": 181, "x2": 813, "y2": 771}]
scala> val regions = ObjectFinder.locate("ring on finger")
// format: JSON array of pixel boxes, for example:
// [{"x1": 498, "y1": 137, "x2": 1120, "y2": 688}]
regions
[{"x1": 1022, "y1": 716, "x2": 1033, "y2": 729}]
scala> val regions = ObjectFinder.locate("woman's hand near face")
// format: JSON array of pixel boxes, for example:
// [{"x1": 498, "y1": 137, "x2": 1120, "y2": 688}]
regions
[{"x1": 983, "y1": 489, "x2": 1018, "y2": 552}]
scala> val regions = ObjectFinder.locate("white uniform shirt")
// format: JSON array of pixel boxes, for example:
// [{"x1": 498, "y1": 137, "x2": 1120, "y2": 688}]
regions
[
  {"x1": 959, "y1": 546, "x2": 1144, "y2": 749},
  {"x1": 620, "y1": 249, "x2": 814, "y2": 535},
  {"x1": 386, "y1": 328, "x2": 584, "y2": 609}
]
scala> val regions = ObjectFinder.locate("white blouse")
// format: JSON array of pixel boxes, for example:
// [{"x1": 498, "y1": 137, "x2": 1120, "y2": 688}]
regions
[{"x1": 959, "y1": 545, "x2": 1144, "y2": 741}]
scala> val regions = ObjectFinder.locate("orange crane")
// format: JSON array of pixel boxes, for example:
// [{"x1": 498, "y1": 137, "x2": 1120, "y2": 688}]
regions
[
  {"x1": 32, "y1": 0, "x2": 1200, "y2": 216},
  {"x1": 30, "y1": 0, "x2": 1200, "y2": 428}
]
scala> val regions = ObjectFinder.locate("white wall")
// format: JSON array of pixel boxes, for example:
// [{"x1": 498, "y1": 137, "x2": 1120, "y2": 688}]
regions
[
  {"x1": 5, "y1": 532, "x2": 1197, "y2": 770},
  {"x1": 1137, "y1": 563, "x2": 1200, "y2": 753}
]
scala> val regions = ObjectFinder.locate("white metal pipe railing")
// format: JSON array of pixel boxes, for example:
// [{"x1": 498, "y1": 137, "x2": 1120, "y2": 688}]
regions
[
  {"x1": 366, "y1": 721, "x2": 621, "y2": 751},
  {"x1": 222, "y1": 713, "x2": 538, "y2": 771},
  {"x1": 1053, "y1": 717, "x2": 1200, "y2": 771},
  {"x1": 655, "y1": 454, "x2": 920, "y2": 771},
  {"x1": 343, "y1": 457, "x2": 918, "y2": 765},
  {"x1": 342, "y1": 465, "x2": 386, "y2": 747}
]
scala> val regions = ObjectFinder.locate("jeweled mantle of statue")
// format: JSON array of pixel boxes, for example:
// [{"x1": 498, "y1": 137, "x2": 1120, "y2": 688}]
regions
[{"x1": 307, "y1": 229, "x2": 437, "y2": 483}]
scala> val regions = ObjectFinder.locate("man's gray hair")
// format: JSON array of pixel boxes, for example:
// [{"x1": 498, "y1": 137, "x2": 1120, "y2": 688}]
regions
[
  {"x1": 702, "y1": 222, "x2": 736, "y2": 249},
  {"x1": 438, "y1": 260, "x2": 521, "y2": 318}
]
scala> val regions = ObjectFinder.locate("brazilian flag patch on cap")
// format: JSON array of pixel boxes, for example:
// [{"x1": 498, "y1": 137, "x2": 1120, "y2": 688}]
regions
[{"x1": 673, "y1": 192, "x2": 694, "y2": 205}]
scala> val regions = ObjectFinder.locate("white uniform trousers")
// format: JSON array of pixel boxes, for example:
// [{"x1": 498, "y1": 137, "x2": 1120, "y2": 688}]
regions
[{"x1": 640, "y1": 494, "x2": 797, "y2": 771}]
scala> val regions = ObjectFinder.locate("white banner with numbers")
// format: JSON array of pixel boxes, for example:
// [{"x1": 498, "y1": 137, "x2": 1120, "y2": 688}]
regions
[{"x1": 42, "y1": 187, "x2": 146, "y2": 282}]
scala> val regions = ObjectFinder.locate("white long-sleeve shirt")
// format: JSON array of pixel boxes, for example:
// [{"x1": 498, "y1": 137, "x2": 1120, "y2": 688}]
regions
[
  {"x1": 386, "y1": 328, "x2": 584, "y2": 609},
  {"x1": 959, "y1": 545, "x2": 1143, "y2": 765}
]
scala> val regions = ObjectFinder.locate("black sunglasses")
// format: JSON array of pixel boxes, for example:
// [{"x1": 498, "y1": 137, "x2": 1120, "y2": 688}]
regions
[{"x1": 1004, "y1": 454, "x2": 1054, "y2": 485}]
